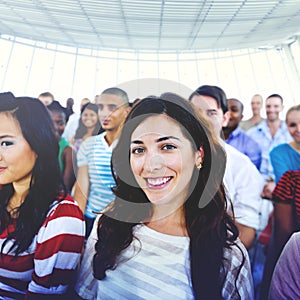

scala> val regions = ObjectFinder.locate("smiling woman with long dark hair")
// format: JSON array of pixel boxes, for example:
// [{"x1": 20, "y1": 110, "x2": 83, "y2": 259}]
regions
[
  {"x1": 75, "y1": 93, "x2": 253, "y2": 300},
  {"x1": 0, "y1": 92, "x2": 85, "y2": 299}
]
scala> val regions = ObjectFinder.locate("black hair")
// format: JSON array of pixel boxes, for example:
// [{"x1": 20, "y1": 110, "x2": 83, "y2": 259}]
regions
[
  {"x1": 38, "y1": 91, "x2": 54, "y2": 100},
  {"x1": 266, "y1": 93, "x2": 283, "y2": 104},
  {"x1": 0, "y1": 92, "x2": 66, "y2": 255},
  {"x1": 93, "y1": 94, "x2": 243, "y2": 299},
  {"x1": 189, "y1": 85, "x2": 228, "y2": 114},
  {"x1": 228, "y1": 97, "x2": 244, "y2": 114},
  {"x1": 74, "y1": 103, "x2": 101, "y2": 139},
  {"x1": 101, "y1": 87, "x2": 129, "y2": 104},
  {"x1": 47, "y1": 101, "x2": 66, "y2": 120}
]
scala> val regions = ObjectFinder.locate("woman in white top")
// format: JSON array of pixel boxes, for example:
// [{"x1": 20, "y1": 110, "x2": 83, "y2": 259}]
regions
[{"x1": 75, "y1": 94, "x2": 254, "y2": 300}]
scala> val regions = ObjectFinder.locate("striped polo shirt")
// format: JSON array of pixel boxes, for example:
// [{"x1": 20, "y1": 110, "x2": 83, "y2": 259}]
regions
[{"x1": 77, "y1": 133, "x2": 117, "y2": 218}]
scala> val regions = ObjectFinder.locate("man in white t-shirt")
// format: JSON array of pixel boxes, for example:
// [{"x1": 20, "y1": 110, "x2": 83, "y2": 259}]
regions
[{"x1": 189, "y1": 85, "x2": 264, "y2": 249}]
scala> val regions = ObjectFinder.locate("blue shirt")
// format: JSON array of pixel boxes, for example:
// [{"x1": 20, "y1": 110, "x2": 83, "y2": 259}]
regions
[
  {"x1": 270, "y1": 143, "x2": 300, "y2": 183},
  {"x1": 247, "y1": 120, "x2": 292, "y2": 181},
  {"x1": 226, "y1": 126, "x2": 262, "y2": 169}
]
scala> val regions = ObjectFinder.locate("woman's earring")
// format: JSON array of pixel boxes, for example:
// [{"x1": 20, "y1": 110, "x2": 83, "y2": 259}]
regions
[{"x1": 196, "y1": 163, "x2": 202, "y2": 170}]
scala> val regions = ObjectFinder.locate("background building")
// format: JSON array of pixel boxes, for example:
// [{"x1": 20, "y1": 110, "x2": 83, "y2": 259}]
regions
[{"x1": 0, "y1": 0, "x2": 299, "y2": 116}]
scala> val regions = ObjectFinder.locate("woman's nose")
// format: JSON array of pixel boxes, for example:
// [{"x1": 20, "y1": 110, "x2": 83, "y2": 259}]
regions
[{"x1": 144, "y1": 152, "x2": 164, "y2": 173}]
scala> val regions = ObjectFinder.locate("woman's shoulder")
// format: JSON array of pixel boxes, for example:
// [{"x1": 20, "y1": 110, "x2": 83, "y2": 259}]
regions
[
  {"x1": 271, "y1": 143, "x2": 290, "y2": 155},
  {"x1": 222, "y1": 238, "x2": 251, "y2": 280},
  {"x1": 37, "y1": 195, "x2": 85, "y2": 244},
  {"x1": 223, "y1": 238, "x2": 248, "y2": 265},
  {"x1": 221, "y1": 239, "x2": 254, "y2": 299},
  {"x1": 46, "y1": 194, "x2": 84, "y2": 222}
]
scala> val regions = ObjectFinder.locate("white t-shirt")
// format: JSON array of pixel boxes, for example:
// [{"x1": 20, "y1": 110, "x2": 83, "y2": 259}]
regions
[
  {"x1": 75, "y1": 216, "x2": 254, "y2": 299},
  {"x1": 62, "y1": 112, "x2": 80, "y2": 142}
]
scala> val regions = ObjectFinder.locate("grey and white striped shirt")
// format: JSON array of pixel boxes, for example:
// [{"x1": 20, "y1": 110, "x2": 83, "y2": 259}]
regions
[{"x1": 75, "y1": 219, "x2": 253, "y2": 299}]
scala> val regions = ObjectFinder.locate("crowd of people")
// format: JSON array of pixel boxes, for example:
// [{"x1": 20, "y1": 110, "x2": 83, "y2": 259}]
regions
[{"x1": 0, "y1": 85, "x2": 299, "y2": 299}]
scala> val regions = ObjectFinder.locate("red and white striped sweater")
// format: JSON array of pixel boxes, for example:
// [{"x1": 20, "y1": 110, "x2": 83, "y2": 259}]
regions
[{"x1": 0, "y1": 196, "x2": 85, "y2": 299}]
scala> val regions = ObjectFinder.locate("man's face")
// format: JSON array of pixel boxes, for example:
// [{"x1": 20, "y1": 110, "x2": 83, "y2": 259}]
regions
[
  {"x1": 50, "y1": 111, "x2": 66, "y2": 137},
  {"x1": 251, "y1": 95, "x2": 263, "y2": 115},
  {"x1": 190, "y1": 94, "x2": 229, "y2": 136},
  {"x1": 227, "y1": 99, "x2": 243, "y2": 129},
  {"x1": 97, "y1": 94, "x2": 129, "y2": 132},
  {"x1": 38, "y1": 95, "x2": 53, "y2": 106},
  {"x1": 265, "y1": 96, "x2": 283, "y2": 122}
]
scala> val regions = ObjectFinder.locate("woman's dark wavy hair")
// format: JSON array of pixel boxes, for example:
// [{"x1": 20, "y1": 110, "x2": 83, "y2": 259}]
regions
[
  {"x1": 74, "y1": 103, "x2": 101, "y2": 139},
  {"x1": 93, "y1": 94, "x2": 243, "y2": 299},
  {"x1": 0, "y1": 92, "x2": 66, "y2": 255}
]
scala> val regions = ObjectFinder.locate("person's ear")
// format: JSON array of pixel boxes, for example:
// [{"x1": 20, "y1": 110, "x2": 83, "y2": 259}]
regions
[
  {"x1": 222, "y1": 111, "x2": 230, "y2": 127},
  {"x1": 125, "y1": 106, "x2": 131, "y2": 116},
  {"x1": 195, "y1": 146, "x2": 204, "y2": 169}
]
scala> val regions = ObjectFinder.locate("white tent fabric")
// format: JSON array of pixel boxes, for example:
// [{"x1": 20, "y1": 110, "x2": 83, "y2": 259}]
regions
[{"x1": 0, "y1": 0, "x2": 300, "y2": 51}]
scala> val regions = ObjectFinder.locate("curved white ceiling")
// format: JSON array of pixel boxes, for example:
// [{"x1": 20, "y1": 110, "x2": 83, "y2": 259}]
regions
[{"x1": 0, "y1": 0, "x2": 300, "y2": 52}]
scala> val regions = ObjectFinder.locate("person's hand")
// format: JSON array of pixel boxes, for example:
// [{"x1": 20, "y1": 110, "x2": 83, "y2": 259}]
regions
[{"x1": 261, "y1": 181, "x2": 276, "y2": 199}]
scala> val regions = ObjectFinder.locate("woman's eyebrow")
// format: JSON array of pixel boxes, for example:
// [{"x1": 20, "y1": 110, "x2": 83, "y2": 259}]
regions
[
  {"x1": 131, "y1": 136, "x2": 180, "y2": 145},
  {"x1": 0, "y1": 134, "x2": 15, "y2": 139},
  {"x1": 156, "y1": 136, "x2": 179, "y2": 143},
  {"x1": 131, "y1": 140, "x2": 143, "y2": 145}
]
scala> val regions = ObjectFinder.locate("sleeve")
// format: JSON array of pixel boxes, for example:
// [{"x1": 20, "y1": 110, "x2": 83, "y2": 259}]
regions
[
  {"x1": 270, "y1": 146, "x2": 288, "y2": 183},
  {"x1": 225, "y1": 148, "x2": 264, "y2": 230},
  {"x1": 269, "y1": 233, "x2": 300, "y2": 300},
  {"x1": 77, "y1": 138, "x2": 90, "y2": 168},
  {"x1": 25, "y1": 199, "x2": 85, "y2": 299},
  {"x1": 222, "y1": 240, "x2": 254, "y2": 300},
  {"x1": 75, "y1": 215, "x2": 100, "y2": 299},
  {"x1": 272, "y1": 171, "x2": 295, "y2": 204},
  {"x1": 62, "y1": 114, "x2": 79, "y2": 142}
]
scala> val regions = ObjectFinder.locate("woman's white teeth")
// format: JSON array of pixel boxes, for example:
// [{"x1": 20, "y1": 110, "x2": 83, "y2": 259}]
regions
[{"x1": 147, "y1": 177, "x2": 171, "y2": 186}]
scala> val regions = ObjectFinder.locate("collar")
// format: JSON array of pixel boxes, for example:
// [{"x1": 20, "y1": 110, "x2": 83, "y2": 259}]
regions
[{"x1": 229, "y1": 126, "x2": 243, "y2": 138}]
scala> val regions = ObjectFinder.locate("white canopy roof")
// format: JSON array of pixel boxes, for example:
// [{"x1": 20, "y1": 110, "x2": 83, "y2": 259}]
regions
[{"x1": 1, "y1": 0, "x2": 300, "y2": 52}]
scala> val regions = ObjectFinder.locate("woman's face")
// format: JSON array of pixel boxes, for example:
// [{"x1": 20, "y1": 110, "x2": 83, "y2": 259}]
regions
[
  {"x1": 0, "y1": 113, "x2": 37, "y2": 186},
  {"x1": 287, "y1": 110, "x2": 300, "y2": 144},
  {"x1": 81, "y1": 108, "x2": 99, "y2": 128},
  {"x1": 130, "y1": 114, "x2": 202, "y2": 207}
]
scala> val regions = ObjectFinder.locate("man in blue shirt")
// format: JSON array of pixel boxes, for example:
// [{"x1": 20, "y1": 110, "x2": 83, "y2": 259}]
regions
[
  {"x1": 223, "y1": 98, "x2": 262, "y2": 169},
  {"x1": 247, "y1": 94, "x2": 292, "y2": 199}
]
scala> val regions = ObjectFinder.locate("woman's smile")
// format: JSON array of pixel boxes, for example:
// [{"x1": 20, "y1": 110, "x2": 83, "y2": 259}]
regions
[
  {"x1": 130, "y1": 114, "x2": 202, "y2": 207},
  {"x1": 145, "y1": 176, "x2": 173, "y2": 189}
]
